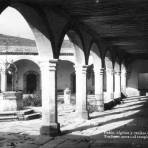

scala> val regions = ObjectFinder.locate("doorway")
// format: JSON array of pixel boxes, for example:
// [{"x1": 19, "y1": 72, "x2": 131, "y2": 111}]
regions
[
  {"x1": 26, "y1": 73, "x2": 37, "y2": 93},
  {"x1": 24, "y1": 71, "x2": 39, "y2": 94}
]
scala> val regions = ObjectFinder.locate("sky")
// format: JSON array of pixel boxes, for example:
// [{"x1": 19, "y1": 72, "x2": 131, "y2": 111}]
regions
[
  {"x1": 0, "y1": 7, "x2": 34, "y2": 40},
  {"x1": 0, "y1": 7, "x2": 70, "y2": 41}
]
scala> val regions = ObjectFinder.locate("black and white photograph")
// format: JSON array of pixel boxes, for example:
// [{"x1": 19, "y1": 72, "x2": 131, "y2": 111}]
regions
[{"x1": 0, "y1": 0, "x2": 148, "y2": 147}]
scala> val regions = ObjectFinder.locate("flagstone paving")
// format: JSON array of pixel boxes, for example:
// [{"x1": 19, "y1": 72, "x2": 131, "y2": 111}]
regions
[{"x1": 0, "y1": 96, "x2": 148, "y2": 147}]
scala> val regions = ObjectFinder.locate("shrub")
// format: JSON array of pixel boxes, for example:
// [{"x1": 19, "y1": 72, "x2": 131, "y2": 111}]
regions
[{"x1": 23, "y1": 94, "x2": 41, "y2": 107}]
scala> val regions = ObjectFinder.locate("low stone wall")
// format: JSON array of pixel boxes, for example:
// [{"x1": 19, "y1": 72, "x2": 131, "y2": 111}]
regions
[{"x1": 0, "y1": 91, "x2": 23, "y2": 112}]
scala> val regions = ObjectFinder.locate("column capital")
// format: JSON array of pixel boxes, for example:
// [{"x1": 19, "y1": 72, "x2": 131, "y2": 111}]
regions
[
  {"x1": 121, "y1": 71, "x2": 127, "y2": 76},
  {"x1": 74, "y1": 65, "x2": 88, "y2": 73},
  {"x1": 40, "y1": 59, "x2": 58, "y2": 71},
  {"x1": 115, "y1": 71, "x2": 121, "y2": 75},
  {"x1": 49, "y1": 59, "x2": 58, "y2": 64},
  {"x1": 94, "y1": 68, "x2": 104, "y2": 75}
]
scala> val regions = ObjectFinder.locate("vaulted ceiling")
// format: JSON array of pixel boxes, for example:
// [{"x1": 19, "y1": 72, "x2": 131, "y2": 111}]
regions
[
  {"x1": 1, "y1": 0, "x2": 148, "y2": 59},
  {"x1": 60, "y1": 0, "x2": 148, "y2": 58}
]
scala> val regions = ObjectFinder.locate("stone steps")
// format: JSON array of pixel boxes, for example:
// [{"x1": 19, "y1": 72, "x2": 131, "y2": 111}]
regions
[
  {"x1": 24, "y1": 112, "x2": 41, "y2": 120},
  {"x1": 0, "y1": 111, "x2": 17, "y2": 116},
  {"x1": 17, "y1": 108, "x2": 41, "y2": 120},
  {"x1": 0, "y1": 108, "x2": 41, "y2": 121},
  {"x1": 0, "y1": 111, "x2": 18, "y2": 121},
  {"x1": 19, "y1": 109, "x2": 34, "y2": 115},
  {"x1": 0, "y1": 115, "x2": 18, "y2": 121}
]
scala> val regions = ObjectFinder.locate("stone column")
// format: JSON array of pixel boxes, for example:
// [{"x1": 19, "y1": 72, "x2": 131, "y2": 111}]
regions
[
  {"x1": 40, "y1": 59, "x2": 60, "y2": 136},
  {"x1": 75, "y1": 65, "x2": 89, "y2": 120},
  {"x1": 114, "y1": 71, "x2": 121, "y2": 98},
  {"x1": 106, "y1": 69, "x2": 114, "y2": 102},
  {"x1": 121, "y1": 71, "x2": 127, "y2": 94},
  {"x1": 94, "y1": 68, "x2": 104, "y2": 111},
  {"x1": 1, "y1": 65, "x2": 7, "y2": 92}
]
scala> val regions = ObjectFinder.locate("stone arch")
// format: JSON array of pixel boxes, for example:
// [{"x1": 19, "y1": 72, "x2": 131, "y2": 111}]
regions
[
  {"x1": 57, "y1": 60, "x2": 75, "y2": 94},
  {"x1": 23, "y1": 70, "x2": 40, "y2": 94},
  {"x1": 14, "y1": 59, "x2": 40, "y2": 93},
  {"x1": 104, "y1": 50, "x2": 114, "y2": 102},
  {"x1": 58, "y1": 31, "x2": 85, "y2": 94},
  {"x1": 89, "y1": 42, "x2": 102, "y2": 69},
  {"x1": 12, "y1": 57, "x2": 40, "y2": 68},
  {"x1": 114, "y1": 61, "x2": 121, "y2": 98},
  {"x1": 1, "y1": 4, "x2": 54, "y2": 59},
  {"x1": 121, "y1": 62, "x2": 126, "y2": 75},
  {"x1": 55, "y1": 21, "x2": 72, "y2": 58},
  {"x1": 61, "y1": 30, "x2": 86, "y2": 66},
  {"x1": 121, "y1": 62, "x2": 127, "y2": 95},
  {"x1": 86, "y1": 64, "x2": 94, "y2": 94},
  {"x1": 58, "y1": 31, "x2": 86, "y2": 98},
  {"x1": 105, "y1": 50, "x2": 113, "y2": 70},
  {"x1": 58, "y1": 30, "x2": 88, "y2": 120},
  {"x1": 104, "y1": 50, "x2": 113, "y2": 91},
  {"x1": 59, "y1": 34, "x2": 75, "y2": 64},
  {"x1": 114, "y1": 61, "x2": 120, "y2": 73},
  {"x1": 88, "y1": 42, "x2": 102, "y2": 95}
]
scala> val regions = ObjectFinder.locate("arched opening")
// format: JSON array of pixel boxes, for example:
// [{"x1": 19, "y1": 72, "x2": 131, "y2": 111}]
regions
[
  {"x1": 0, "y1": 5, "x2": 59, "y2": 136},
  {"x1": 57, "y1": 30, "x2": 87, "y2": 125},
  {"x1": 1, "y1": 6, "x2": 54, "y2": 58},
  {"x1": 87, "y1": 64, "x2": 94, "y2": 95},
  {"x1": 0, "y1": 7, "x2": 34, "y2": 39},
  {"x1": 87, "y1": 51, "x2": 95, "y2": 95},
  {"x1": 114, "y1": 61, "x2": 121, "y2": 98},
  {"x1": 104, "y1": 50, "x2": 114, "y2": 103},
  {"x1": 58, "y1": 34, "x2": 76, "y2": 106},
  {"x1": 88, "y1": 43, "x2": 103, "y2": 112},
  {"x1": 13, "y1": 59, "x2": 40, "y2": 94},
  {"x1": 57, "y1": 60, "x2": 75, "y2": 95},
  {"x1": 0, "y1": 6, "x2": 43, "y2": 94},
  {"x1": 58, "y1": 31, "x2": 86, "y2": 97},
  {"x1": 121, "y1": 62, "x2": 127, "y2": 96},
  {"x1": 88, "y1": 43, "x2": 102, "y2": 95}
]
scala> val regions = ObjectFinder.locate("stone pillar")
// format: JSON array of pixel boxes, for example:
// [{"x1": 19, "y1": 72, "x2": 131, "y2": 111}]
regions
[
  {"x1": 121, "y1": 71, "x2": 127, "y2": 94},
  {"x1": 1, "y1": 66, "x2": 7, "y2": 92},
  {"x1": 114, "y1": 71, "x2": 121, "y2": 98},
  {"x1": 106, "y1": 69, "x2": 114, "y2": 102},
  {"x1": 75, "y1": 65, "x2": 89, "y2": 120},
  {"x1": 40, "y1": 59, "x2": 60, "y2": 136},
  {"x1": 94, "y1": 68, "x2": 104, "y2": 111}
]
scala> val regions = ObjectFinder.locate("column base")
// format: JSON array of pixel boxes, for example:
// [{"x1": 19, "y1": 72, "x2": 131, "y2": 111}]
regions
[
  {"x1": 76, "y1": 110, "x2": 89, "y2": 120},
  {"x1": 40, "y1": 123, "x2": 61, "y2": 137}
]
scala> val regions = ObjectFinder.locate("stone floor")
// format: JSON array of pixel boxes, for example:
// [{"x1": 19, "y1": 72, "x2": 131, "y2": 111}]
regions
[{"x1": 0, "y1": 96, "x2": 148, "y2": 147}]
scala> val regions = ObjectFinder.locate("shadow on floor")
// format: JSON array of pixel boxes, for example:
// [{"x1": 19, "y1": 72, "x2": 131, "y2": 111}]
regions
[{"x1": 0, "y1": 96, "x2": 148, "y2": 148}]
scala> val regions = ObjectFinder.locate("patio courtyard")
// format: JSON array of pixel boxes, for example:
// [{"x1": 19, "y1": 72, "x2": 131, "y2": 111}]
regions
[{"x1": 0, "y1": 96, "x2": 148, "y2": 148}]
